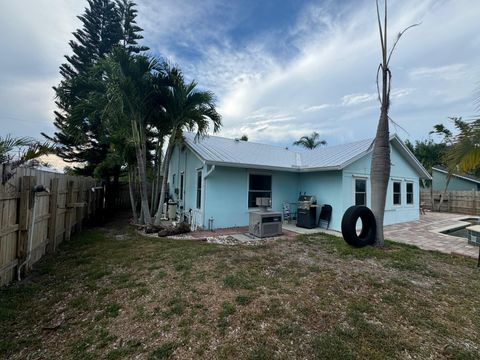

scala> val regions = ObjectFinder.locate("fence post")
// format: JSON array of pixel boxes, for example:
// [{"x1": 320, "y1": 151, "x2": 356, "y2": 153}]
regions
[
  {"x1": 17, "y1": 176, "x2": 34, "y2": 271},
  {"x1": 46, "y1": 178, "x2": 59, "y2": 253},
  {"x1": 64, "y1": 180, "x2": 74, "y2": 241},
  {"x1": 447, "y1": 192, "x2": 451, "y2": 212}
]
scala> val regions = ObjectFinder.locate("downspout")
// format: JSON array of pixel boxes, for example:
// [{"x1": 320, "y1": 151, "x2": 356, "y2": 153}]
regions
[
  {"x1": 204, "y1": 165, "x2": 216, "y2": 179},
  {"x1": 202, "y1": 165, "x2": 216, "y2": 229}
]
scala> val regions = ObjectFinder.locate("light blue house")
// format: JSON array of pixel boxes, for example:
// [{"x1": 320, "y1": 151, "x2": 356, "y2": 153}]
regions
[
  {"x1": 167, "y1": 133, "x2": 430, "y2": 232},
  {"x1": 431, "y1": 166, "x2": 480, "y2": 191}
]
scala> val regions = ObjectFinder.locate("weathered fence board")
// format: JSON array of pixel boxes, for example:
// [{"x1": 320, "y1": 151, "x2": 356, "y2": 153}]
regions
[
  {"x1": 0, "y1": 167, "x2": 102, "y2": 287},
  {"x1": 421, "y1": 190, "x2": 480, "y2": 215}
]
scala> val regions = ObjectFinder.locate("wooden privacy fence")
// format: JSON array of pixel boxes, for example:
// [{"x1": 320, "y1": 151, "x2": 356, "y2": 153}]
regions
[
  {"x1": 421, "y1": 190, "x2": 480, "y2": 215},
  {"x1": 0, "y1": 167, "x2": 103, "y2": 287}
]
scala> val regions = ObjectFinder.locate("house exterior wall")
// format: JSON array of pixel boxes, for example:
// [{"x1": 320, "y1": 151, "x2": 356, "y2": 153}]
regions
[
  {"x1": 431, "y1": 169, "x2": 479, "y2": 191},
  {"x1": 168, "y1": 144, "x2": 205, "y2": 227},
  {"x1": 169, "y1": 142, "x2": 423, "y2": 231},
  {"x1": 298, "y1": 171, "x2": 344, "y2": 231},
  {"x1": 342, "y1": 144, "x2": 420, "y2": 228},
  {"x1": 204, "y1": 166, "x2": 299, "y2": 228}
]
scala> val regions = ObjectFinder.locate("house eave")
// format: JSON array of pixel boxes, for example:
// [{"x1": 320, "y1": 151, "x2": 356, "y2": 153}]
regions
[
  {"x1": 391, "y1": 134, "x2": 432, "y2": 180},
  {"x1": 432, "y1": 167, "x2": 480, "y2": 184}
]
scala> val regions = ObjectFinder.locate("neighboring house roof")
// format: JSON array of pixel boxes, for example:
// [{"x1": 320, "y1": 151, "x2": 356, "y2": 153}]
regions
[
  {"x1": 183, "y1": 132, "x2": 431, "y2": 179},
  {"x1": 432, "y1": 165, "x2": 480, "y2": 184}
]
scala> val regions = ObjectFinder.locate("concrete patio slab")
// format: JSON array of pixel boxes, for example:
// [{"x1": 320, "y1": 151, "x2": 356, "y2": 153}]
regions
[
  {"x1": 282, "y1": 223, "x2": 340, "y2": 237},
  {"x1": 384, "y1": 212, "x2": 480, "y2": 258}
]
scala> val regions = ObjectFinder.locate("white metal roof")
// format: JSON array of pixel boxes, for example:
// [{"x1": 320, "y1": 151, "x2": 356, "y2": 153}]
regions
[
  {"x1": 183, "y1": 132, "x2": 430, "y2": 178},
  {"x1": 183, "y1": 133, "x2": 300, "y2": 170}
]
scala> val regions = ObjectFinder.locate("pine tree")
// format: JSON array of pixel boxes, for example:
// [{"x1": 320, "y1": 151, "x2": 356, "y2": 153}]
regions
[
  {"x1": 45, "y1": 0, "x2": 147, "y2": 177},
  {"x1": 117, "y1": 0, "x2": 149, "y2": 54}
]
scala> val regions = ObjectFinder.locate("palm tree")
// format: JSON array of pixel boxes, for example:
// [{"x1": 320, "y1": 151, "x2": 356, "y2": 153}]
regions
[
  {"x1": 153, "y1": 65, "x2": 222, "y2": 225},
  {"x1": 1, "y1": 135, "x2": 54, "y2": 183},
  {"x1": 370, "y1": 0, "x2": 418, "y2": 245},
  {"x1": 293, "y1": 132, "x2": 327, "y2": 149},
  {"x1": 0, "y1": 135, "x2": 53, "y2": 165},
  {"x1": 431, "y1": 117, "x2": 480, "y2": 210},
  {"x1": 445, "y1": 119, "x2": 480, "y2": 173},
  {"x1": 93, "y1": 48, "x2": 164, "y2": 225}
]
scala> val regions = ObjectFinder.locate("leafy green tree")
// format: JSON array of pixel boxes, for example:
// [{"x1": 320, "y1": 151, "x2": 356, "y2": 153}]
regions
[
  {"x1": 430, "y1": 118, "x2": 478, "y2": 173},
  {"x1": 293, "y1": 132, "x2": 327, "y2": 149},
  {"x1": 154, "y1": 65, "x2": 222, "y2": 225},
  {"x1": 404, "y1": 139, "x2": 448, "y2": 172}
]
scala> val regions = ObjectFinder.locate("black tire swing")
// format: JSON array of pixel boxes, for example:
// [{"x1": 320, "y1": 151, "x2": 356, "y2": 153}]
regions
[{"x1": 341, "y1": 206, "x2": 377, "y2": 247}]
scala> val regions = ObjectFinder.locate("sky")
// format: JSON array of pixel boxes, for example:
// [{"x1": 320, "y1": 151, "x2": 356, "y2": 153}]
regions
[{"x1": 1, "y1": 0, "x2": 479, "y2": 149}]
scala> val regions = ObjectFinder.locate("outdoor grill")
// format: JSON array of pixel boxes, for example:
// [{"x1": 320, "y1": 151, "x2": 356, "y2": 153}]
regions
[{"x1": 296, "y1": 194, "x2": 317, "y2": 229}]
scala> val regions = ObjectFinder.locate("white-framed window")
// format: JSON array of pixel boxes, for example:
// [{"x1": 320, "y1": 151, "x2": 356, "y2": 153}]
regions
[
  {"x1": 248, "y1": 174, "x2": 272, "y2": 208},
  {"x1": 393, "y1": 181, "x2": 402, "y2": 205},
  {"x1": 406, "y1": 182, "x2": 413, "y2": 205},
  {"x1": 196, "y1": 171, "x2": 202, "y2": 209},
  {"x1": 354, "y1": 178, "x2": 367, "y2": 206}
]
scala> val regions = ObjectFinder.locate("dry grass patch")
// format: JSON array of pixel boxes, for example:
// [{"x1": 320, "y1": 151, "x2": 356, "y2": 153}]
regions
[{"x1": 1, "y1": 216, "x2": 479, "y2": 359}]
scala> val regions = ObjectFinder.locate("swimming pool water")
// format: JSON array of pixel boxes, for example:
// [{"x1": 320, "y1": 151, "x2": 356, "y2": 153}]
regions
[{"x1": 442, "y1": 218, "x2": 480, "y2": 239}]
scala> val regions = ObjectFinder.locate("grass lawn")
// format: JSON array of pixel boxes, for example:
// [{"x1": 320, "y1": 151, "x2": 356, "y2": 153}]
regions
[{"x1": 1, "y1": 217, "x2": 479, "y2": 359}]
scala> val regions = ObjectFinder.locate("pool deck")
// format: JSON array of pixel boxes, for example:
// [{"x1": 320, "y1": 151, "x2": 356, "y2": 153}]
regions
[{"x1": 384, "y1": 212, "x2": 479, "y2": 258}]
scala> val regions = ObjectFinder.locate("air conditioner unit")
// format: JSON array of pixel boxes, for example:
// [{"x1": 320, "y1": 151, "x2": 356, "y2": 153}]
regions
[{"x1": 249, "y1": 211, "x2": 282, "y2": 238}]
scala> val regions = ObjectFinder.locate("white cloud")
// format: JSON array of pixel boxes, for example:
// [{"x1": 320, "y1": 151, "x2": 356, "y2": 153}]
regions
[
  {"x1": 2, "y1": 0, "x2": 480, "y2": 149},
  {"x1": 342, "y1": 93, "x2": 378, "y2": 106},
  {"x1": 303, "y1": 104, "x2": 333, "y2": 112},
  {"x1": 204, "y1": 0, "x2": 480, "y2": 145},
  {"x1": 409, "y1": 64, "x2": 467, "y2": 80}
]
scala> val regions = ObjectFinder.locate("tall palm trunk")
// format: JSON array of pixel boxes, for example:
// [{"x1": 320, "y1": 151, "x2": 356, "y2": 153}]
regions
[
  {"x1": 370, "y1": 0, "x2": 391, "y2": 246},
  {"x1": 370, "y1": 90, "x2": 391, "y2": 246},
  {"x1": 370, "y1": 1, "x2": 418, "y2": 245},
  {"x1": 128, "y1": 167, "x2": 138, "y2": 221},
  {"x1": 135, "y1": 145, "x2": 151, "y2": 224},
  {"x1": 437, "y1": 174, "x2": 452, "y2": 211},
  {"x1": 151, "y1": 137, "x2": 164, "y2": 212},
  {"x1": 154, "y1": 139, "x2": 174, "y2": 225},
  {"x1": 132, "y1": 119, "x2": 152, "y2": 225}
]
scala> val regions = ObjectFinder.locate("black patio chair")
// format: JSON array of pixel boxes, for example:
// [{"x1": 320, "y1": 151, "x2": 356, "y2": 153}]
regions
[{"x1": 318, "y1": 204, "x2": 332, "y2": 229}]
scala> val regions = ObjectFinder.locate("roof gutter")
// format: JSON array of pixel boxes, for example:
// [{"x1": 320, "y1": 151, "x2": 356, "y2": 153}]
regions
[
  {"x1": 204, "y1": 165, "x2": 216, "y2": 178},
  {"x1": 203, "y1": 160, "x2": 343, "y2": 173}
]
